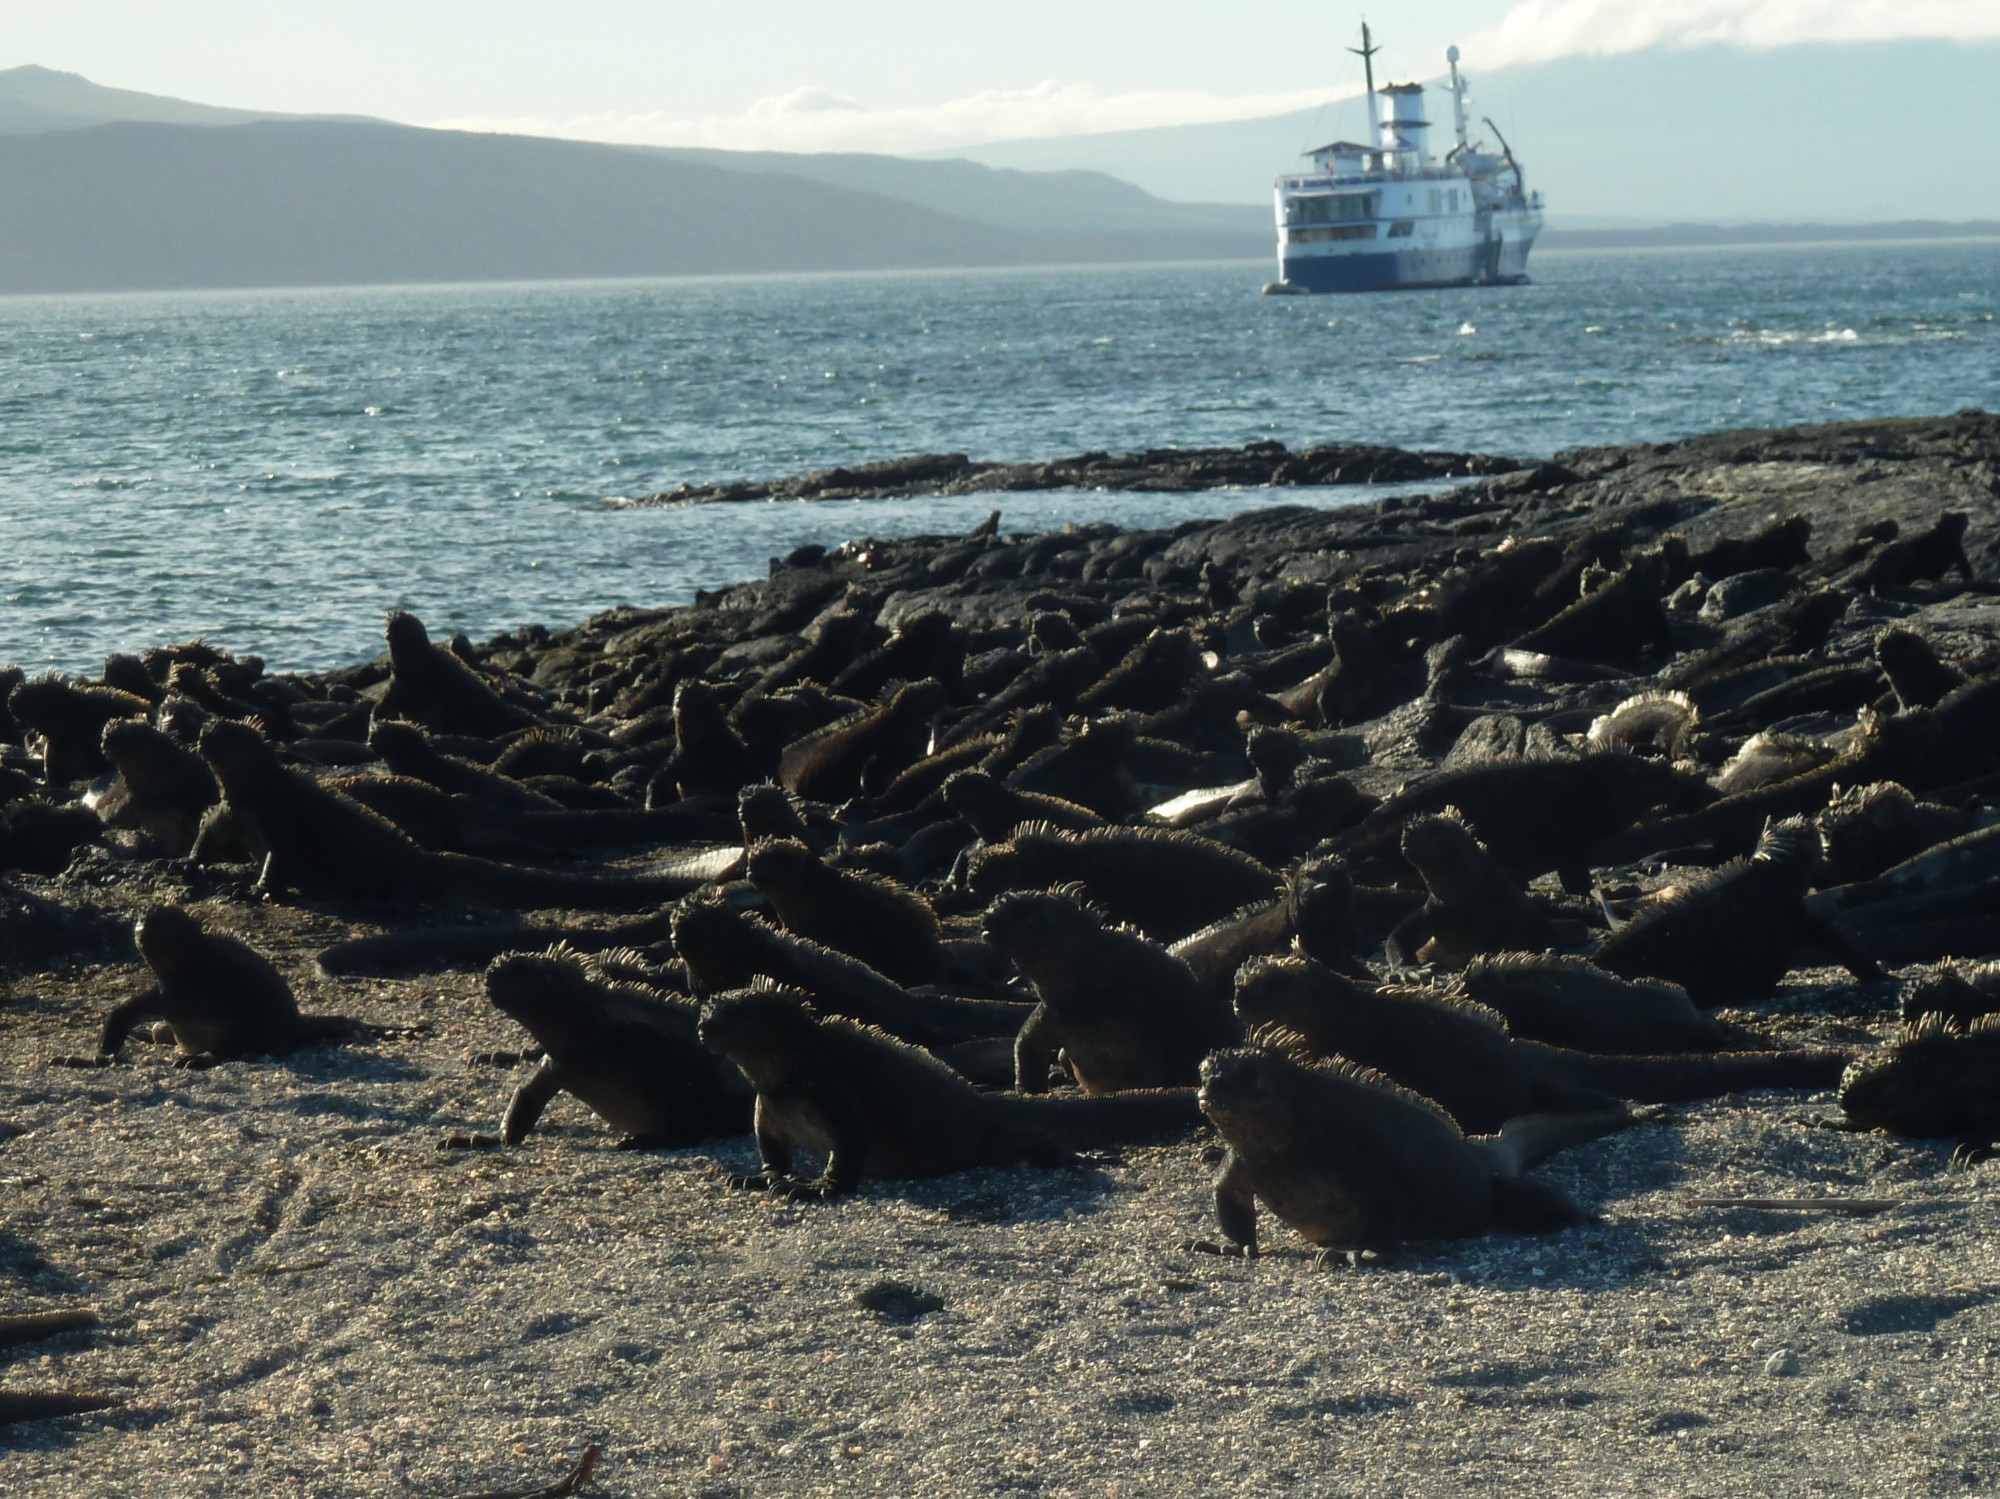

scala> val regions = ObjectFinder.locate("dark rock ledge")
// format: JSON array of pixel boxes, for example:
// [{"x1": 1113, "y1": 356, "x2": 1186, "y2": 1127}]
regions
[{"x1": 631, "y1": 440, "x2": 1523, "y2": 506}]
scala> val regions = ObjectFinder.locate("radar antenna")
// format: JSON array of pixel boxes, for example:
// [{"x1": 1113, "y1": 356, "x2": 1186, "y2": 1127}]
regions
[{"x1": 1445, "y1": 44, "x2": 1470, "y2": 154}]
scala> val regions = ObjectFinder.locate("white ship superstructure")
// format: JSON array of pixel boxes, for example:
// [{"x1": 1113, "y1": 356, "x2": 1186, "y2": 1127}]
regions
[{"x1": 1270, "y1": 27, "x2": 1543, "y2": 293}]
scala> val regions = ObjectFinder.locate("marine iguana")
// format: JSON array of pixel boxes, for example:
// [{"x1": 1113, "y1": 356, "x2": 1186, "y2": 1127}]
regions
[
  {"x1": 1874, "y1": 627, "x2": 1967, "y2": 710},
  {"x1": 1690, "y1": 514, "x2": 1812, "y2": 579},
  {"x1": 1593, "y1": 816, "x2": 1887, "y2": 1006},
  {"x1": 164, "y1": 661, "x2": 287, "y2": 736},
  {"x1": 695, "y1": 984, "x2": 1201, "y2": 1198},
  {"x1": 197, "y1": 719, "x2": 704, "y2": 908},
  {"x1": 865, "y1": 731, "x2": 1000, "y2": 816},
  {"x1": 1388, "y1": 810, "x2": 1560, "y2": 969},
  {"x1": 1001, "y1": 716, "x2": 1150, "y2": 818},
  {"x1": 1815, "y1": 781, "x2": 1982, "y2": 888},
  {"x1": 491, "y1": 728, "x2": 600, "y2": 783},
  {"x1": 316, "y1": 908, "x2": 675, "y2": 978},
  {"x1": 670, "y1": 894, "x2": 1026, "y2": 1046},
  {"x1": 1288, "y1": 857, "x2": 1385, "y2": 981},
  {"x1": 941, "y1": 768, "x2": 1104, "y2": 844},
  {"x1": 1899, "y1": 961, "x2": 2000, "y2": 1027},
  {"x1": 99, "y1": 652, "x2": 166, "y2": 706},
  {"x1": 981, "y1": 890, "x2": 1241, "y2": 1094},
  {"x1": 97, "y1": 904, "x2": 362, "y2": 1062},
  {"x1": 1657, "y1": 589, "x2": 1852, "y2": 695},
  {"x1": 1139, "y1": 674, "x2": 1290, "y2": 754},
  {"x1": 324, "y1": 772, "x2": 556, "y2": 859},
  {"x1": 831, "y1": 609, "x2": 966, "y2": 703},
  {"x1": 1196, "y1": 773, "x2": 1376, "y2": 869},
  {"x1": 1170, "y1": 898, "x2": 1297, "y2": 1000},
  {"x1": 1329, "y1": 752, "x2": 1713, "y2": 892},
  {"x1": 1509, "y1": 556, "x2": 1673, "y2": 668},
  {"x1": 1027, "y1": 609, "x2": 1086, "y2": 654},
  {"x1": 0, "y1": 801, "x2": 103, "y2": 875},
  {"x1": 484, "y1": 947, "x2": 752, "y2": 1146},
  {"x1": 1191, "y1": 1044, "x2": 1633, "y2": 1257},
  {"x1": 366, "y1": 719, "x2": 565, "y2": 811},
  {"x1": 1304, "y1": 613, "x2": 1425, "y2": 727},
  {"x1": 1076, "y1": 627, "x2": 1203, "y2": 715},
  {"x1": 1835, "y1": 1014, "x2": 2000, "y2": 1165},
  {"x1": 7, "y1": 675, "x2": 151, "y2": 784},
  {"x1": 96, "y1": 719, "x2": 220, "y2": 856},
  {"x1": 1169, "y1": 857, "x2": 1378, "y2": 997},
  {"x1": 1231, "y1": 955, "x2": 1849, "y2": 1135},
  {"x1": 756, "y1": 608, "x2": 885, "y2": 694},
  {"x1": 1702, "y1": 661, "x2": 1888, "y2": 735},
  {"x1": 939, "y1": 645, "x2": 1104, "y2": 748},
  {"x1": 1586, "y1": 712, "x2": 1917, "y2": 866},
  {"x1": 743, "y1": 836, "x2": 943, "y2": 985},
  {"x1": 1849, "y1": 510, "x2": 1975, "y2": 591},
  {"x1": 968, "y1": 823, "x2": 1280, "y2": 943},
  {"x1": 1585, "y1": 691, "x2": 1700, "y2": 760},
  {"x1": 377, "y1": 610, "x2": 541, "y2": 736},
  {"x1": 1455, "y1": 953, "x2": 1744, "y2": 1055},
  {"x1": 779, "y1": 678, "x2": 947, "y2": 803},
  {"x1": 1389, "y1": 535, "x2": 1577, "y2": 649},
  {"x1": 655, "y1": 679, "x2": 759, "y2": 802},
  {"x1": 1807, "y1": 822, "x2": 2000, "y2": 966}
]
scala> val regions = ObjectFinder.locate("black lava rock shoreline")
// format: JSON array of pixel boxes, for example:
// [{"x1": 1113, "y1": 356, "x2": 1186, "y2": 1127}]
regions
[
  {"x1": 630, "y1": 439, "x2": 1521, "y2": 505},
  {"x1": 587, "y1": 411, "x2": 1999, "y2": 661},
  {"x1": 4, "y1": 410, "x2": 2000, "y2": 1497}
]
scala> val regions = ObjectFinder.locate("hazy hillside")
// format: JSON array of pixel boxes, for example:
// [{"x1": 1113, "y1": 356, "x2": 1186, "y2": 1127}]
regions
[
  {"x1": 950, "y1": 40, "x2": 2000, "y2": 222},
  {"x1": 0, "y1": 63, "x2": 302, "y2": 134},
  {"x1": 646, "y1": 148, "x2": 1264, "y2": 236},
  {"x1": 0, "y1": 120, "x2": 1267, "y2": 294}
]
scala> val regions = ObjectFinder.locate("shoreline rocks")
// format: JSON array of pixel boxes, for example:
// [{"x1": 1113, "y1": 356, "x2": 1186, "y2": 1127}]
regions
[
  {"x1": 630, "y1": 439, "x2": 1522, "y2": 506},
  {"x1": 4, "y1": 409, "x2": 2000, "y2": 1493}
]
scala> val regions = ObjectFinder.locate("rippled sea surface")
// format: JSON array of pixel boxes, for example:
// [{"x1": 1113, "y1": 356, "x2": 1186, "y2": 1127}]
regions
[{"x1": 2, "y1": 240, "x2": 1996, "y2": 674}]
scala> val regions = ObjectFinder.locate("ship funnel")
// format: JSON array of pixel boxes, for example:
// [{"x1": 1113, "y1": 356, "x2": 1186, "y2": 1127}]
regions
[{"x1": 1379, "y1": 82, "x2": 1430, "y2": 165}]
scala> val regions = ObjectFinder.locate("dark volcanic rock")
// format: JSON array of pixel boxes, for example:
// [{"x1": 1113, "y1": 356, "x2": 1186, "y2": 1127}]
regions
[{"x1": 636, "y1": 440, "x2": 1520, "y2": 506}]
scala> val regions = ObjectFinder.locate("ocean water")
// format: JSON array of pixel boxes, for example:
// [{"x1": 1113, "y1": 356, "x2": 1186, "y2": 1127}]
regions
[{"x1": 1, "y1": 240, "x2": 1995, "y2": 675}]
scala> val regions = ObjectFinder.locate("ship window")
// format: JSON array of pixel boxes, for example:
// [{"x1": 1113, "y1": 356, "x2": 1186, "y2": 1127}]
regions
[
  {"x1": 1304, "y1": 191, "x2": 1368, "y2": 221},
  {"x1": 1429, "y1": 189, "x2": 1441, "y2": 214},
  {"x1": 1450, "y1": 189, "x2": 1460, "y2": 211},
  {"x1": 1387, "y1": 220, "x2": 1416, "y2": 238}
]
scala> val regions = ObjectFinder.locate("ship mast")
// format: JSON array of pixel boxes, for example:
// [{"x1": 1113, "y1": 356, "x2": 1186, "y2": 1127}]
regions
[
  {"x1": 1446, "y1": 44, "x2": 1470, "y2": 153},
  {"x1": 1349, "y1": 21, "x2": 1381, "y2": 150}
]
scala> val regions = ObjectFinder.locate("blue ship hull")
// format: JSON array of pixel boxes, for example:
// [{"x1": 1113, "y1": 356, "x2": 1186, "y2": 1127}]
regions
[{"x1": 1280, "y1": 241, "x2": 1508, "y2": 293}]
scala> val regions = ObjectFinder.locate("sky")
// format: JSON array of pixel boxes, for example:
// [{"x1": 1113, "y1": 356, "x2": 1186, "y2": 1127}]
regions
[{"x1": 3, "y1": 0, "x2": 1998, "y2": 154}]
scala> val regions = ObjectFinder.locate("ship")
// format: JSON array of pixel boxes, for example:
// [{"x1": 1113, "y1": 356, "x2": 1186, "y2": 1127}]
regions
[{"x1": 1267, "y1": 25, "x2": 1543, "y2": 294}]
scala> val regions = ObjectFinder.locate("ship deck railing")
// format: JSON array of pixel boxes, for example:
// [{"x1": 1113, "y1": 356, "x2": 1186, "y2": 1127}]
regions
[{"x1": 1276, "y1": 166, "x2": 1477, "y2": 190}]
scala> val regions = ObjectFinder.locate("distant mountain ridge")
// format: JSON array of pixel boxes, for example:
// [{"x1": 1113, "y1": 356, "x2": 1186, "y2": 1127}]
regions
[
  {"x1": 633, "y1": 147, "x2": 1263, "y2": 236},
  {"x1": 0, "y1": 66, "x2": 1276, "y2": 294},
  {"x1": 0, "y1": 63, "x2": 344, "y2": 134},
  {"x1": 0, "y1": 118, "x2": 1268, "y2": 294}
]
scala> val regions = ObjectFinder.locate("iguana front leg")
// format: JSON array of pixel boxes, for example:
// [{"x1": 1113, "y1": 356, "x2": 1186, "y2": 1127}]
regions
[{"x1": 501, "y1": 1055, "x2": 565, "y2": 1146}]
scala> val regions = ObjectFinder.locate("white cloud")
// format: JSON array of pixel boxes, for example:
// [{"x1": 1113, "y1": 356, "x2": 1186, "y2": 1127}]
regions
[
  {"x1": 1471, "y1": 0, "x2": 2000, "y2": 69},
  {"x1": 426, "y1": 2, "x2": 2000, "y2": 158},
  {"x1": 426, "y1": 80, "x2": 1357, "y2": 156}
]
